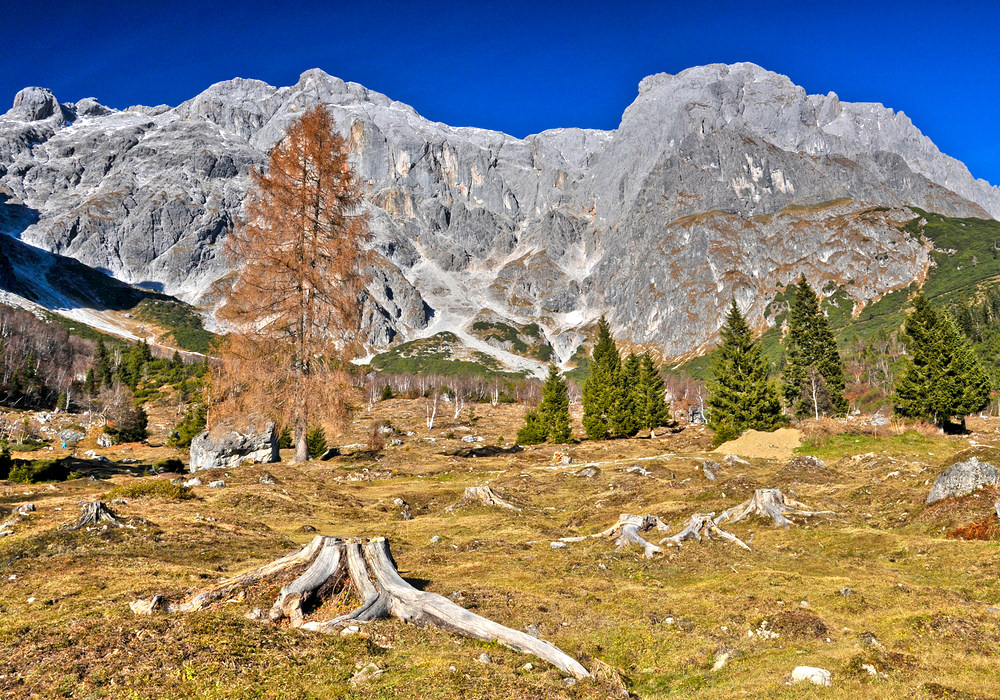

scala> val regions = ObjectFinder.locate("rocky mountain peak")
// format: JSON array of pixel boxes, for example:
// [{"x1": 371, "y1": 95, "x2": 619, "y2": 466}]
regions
[
  {"x1": 2, "y1": 63, "x2": 999, "y2": 370},
  {"x1": 8, "y1": 87, "x2": 61, "y2": 121}
]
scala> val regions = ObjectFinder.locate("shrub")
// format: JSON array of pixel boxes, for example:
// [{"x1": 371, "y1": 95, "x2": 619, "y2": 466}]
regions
[
  {"x1": 8, "y1": 458, "x2": 71, "y2": 484},
  {"x1": 278, "y1": 425, "x2": 293, "y2": 449},
  {"x1": 306, "y1": 424, "x2": 327, "y2": 459},
  {"x1": 105, "y1": 480, "x2": 194, "y2": 500},
  {"x1": 367, "y1": 423, "x2": 386, "y2": 452}
]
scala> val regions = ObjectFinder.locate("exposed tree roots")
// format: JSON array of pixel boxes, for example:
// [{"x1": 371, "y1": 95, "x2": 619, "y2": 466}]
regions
[
  {"x1": 559, "y1": 513, "x2": 670, "y2": 558},
  {"x1": 659, "y1": 513, "x2": 750, "y2": 551},
  {"x1": 69, "y1": 501, "x2": 123, "y2": 530},
  {"x1": 715, "y1": 489, "x2": 833, "y2": 528},
  {"x1": 132, "y1": 536, "x2": 589, "y2": 679},
  {"x1": 451, "y1": 485, "x2": 521, "y2": 512}
]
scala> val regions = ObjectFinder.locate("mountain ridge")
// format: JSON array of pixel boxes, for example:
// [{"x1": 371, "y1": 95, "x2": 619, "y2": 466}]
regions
[{"x1": 1, "y1": 63, "x2": 996, "y2": 372}]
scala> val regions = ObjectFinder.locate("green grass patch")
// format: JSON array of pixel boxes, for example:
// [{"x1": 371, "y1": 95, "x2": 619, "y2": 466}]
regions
[
  {"x1": 132, "y1": 298, "x2": 214, "y2": 353},
  {"x1": 796, "y1": 429, "x2": 956, "y2": 461}
]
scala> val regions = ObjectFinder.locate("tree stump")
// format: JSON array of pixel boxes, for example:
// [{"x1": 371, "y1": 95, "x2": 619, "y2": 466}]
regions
[
  {"x1": 659, "y1": 513, "x2": 750, "y2": 550},
  {"x1": 132, "y1": 535, "x2": 589, "y2": 679},
  {"x1": 69, "y1": 501, "x2": 123, "y2": 530},
  {"x1": 555, "y1": 513, "x2": 669, "y2": 558},
  {"x1": 452, "y1": 486, "x2": 521, "y2": 512},
  {"x1": 715, "y1": 489, "x2": 832, "y2": 528}
]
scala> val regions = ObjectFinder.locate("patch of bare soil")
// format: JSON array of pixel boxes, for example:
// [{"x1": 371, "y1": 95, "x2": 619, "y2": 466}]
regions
[{"x1": 712, "y1": 428, "x2": 803, "y2": 460}]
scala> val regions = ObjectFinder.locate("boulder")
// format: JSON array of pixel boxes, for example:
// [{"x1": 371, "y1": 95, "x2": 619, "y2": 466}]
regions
[
  {"x1": 926, "y1": 457, "x2": 999, "y2": 504},
  {"x1": 58, "y1": 428, "x2": 86, "y2": 443},
  {"x1": 790, "y1": 666, "x2": 832, "y2": 686},
  {"x1": 189, "y1": 416, "x2": 279, "y2": 472},
  {"x1": 97, "y1": 432, "x2": 115, "y2": 447},
  {"x1": 9, "y1": 87, "x2": 59, "y2": 121}
]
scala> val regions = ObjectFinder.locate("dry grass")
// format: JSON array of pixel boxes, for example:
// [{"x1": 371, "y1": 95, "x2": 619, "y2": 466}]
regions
[{"x1": 1, "y1": 401, "x2": 999, "y2": 698}]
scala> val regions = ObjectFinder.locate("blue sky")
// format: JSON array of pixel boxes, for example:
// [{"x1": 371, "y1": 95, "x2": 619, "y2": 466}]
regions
[{"x1": 5, "y1": 0, "x2": 1000, "y2": 184}]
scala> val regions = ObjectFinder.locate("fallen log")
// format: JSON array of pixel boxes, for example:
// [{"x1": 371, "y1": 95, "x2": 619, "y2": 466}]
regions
[
  {"x1": 659, "y1": 513, "x2": 750, "y2": 550},
  {"x1": 715, "y1": 488, "x2": 832, "y2": 528},
  {"x1": 132, "y1": 535, "x2": 589, "y2": 679}
]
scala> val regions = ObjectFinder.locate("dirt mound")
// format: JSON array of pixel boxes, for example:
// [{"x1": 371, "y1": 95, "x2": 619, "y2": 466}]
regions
[
  {"x1": 713, "y1": 428, "x2": 803, "y2": 460},
  {"x1": 775, "y1": 455, "x2": 843, "y2": 484}
]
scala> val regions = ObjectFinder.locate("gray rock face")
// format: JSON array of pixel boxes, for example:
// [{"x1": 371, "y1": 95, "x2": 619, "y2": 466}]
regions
[
  {"x1": 58, "y1": 428, "x2": 85, "y2": 443},
  {"x1": 189, "y1": 417, "x2": 279, "y2": 471},
  {"x1": 926, "y1": 457, "x2": 999, "y2": 504},
  {"x1": 2, "y1": 63, "x2": 998, "y2": 362},
  {"x1": 10, "y1": 88, "x2": 60, "y2": 121}
]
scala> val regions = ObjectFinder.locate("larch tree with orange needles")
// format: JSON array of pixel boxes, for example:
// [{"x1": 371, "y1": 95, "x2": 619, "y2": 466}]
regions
[{"x1": 212, "y1": 105, "x2": 371, "y2": 462}]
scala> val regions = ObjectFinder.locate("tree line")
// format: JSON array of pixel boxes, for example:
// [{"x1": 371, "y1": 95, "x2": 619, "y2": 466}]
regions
[{"x1": 705, "y1": 276, "x2": 992, "y2": 443}]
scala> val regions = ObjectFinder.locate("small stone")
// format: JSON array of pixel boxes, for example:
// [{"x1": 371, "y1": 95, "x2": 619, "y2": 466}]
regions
[
  {"x1": 14, "y1": 504, "x2": 35, "y2": 515},
  {"x1": 837, "y1": 587, "x2": 854, "y2": 596},
  {"x1": 598, "y1": 563, "x2": 607, "y2": 570},
  {"x1": 208, "y1": 480, "x2": 226, "y2": 488},
  {"x1": 799, "y1": 600, "x2": 810, "y2": 608},
  {"x1": 27, "y1": 597, "x2": 36, "y2": 604},
  {"x1": 712, "y1": 650, "x2": 731, "y2": 671},
  {"x1": 430, "y1": 535, "x2": 441, "y2": 543},
  {"x1": 244, "y1": 608, "x2": 265, "y2": 621},
  {"x1": 790, "y1": 666, "x2": 832, "y2": 686},
  {"x1": 986, "y1": 606, "x2": 1000, "y2": 614},
  {"x1": 550, "y1": 541, "x2": 568, "y2": 549},
  {"x1": 341, "y1": 625, "x2": 361, "y2": 636},
  {"x1": 861, "y1": 663, "x2": 878, "y2": 676},
  {"x1": 477, "y1": 653, "x2": 492, "y2": 664},
  {"x1": 448, "y1": 591, "x2": 463, "y2": 601},
  {"x1": 574, "y1": 467, "x2": 598, "y2": 478},
  {"x1": 350, "y1": 662, "x2": 383, "y2": 685},
  {"x1": 448, "y1": 665, "x2": 456, "y2": 672},
  {"x1": 301, "y1": 525, "x2": 317, "y2": 532},
  {"x1": 562, "y1": 678, "x2": 577, "y2": 687},
  {"x1": 393, "y1": 498, "x2": 406, "y2": 506},
  {"x1": 184, "y1": 477, "x2": 202, "y2": 487},
  {"x1": 525, "y1": 624, "x2": 541, "y2": 638},
  {"x1": 259, "y1": 474, "x2": 276, "y2": 485},
  {"x1": 521, "y1": 663, "x2": 533, "y2": 671}
]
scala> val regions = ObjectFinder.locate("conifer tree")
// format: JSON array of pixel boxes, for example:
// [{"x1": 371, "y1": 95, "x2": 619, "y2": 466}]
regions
[
  {"x1": 707, "y1": 301, "x2": 783, "y2": 444},
  {"x1": 782, "y1": 276, "x2": 848, "y2": 418},
  {"x1": 95, "y1": 339, "x2": 113, "y2": 388},
  {"x1": 582, "y1": 316, "x2": 622, "y2": 440},
  {"x1": 517, "y1": 364, "x2": 572, "y2": 445},
  {"x1": 638, "y1": 353, "x2": 671, "y2": 436},
  {"x1": 894, "y1": 294, "x2": 992, "y2": 428},
  {"x1": 211, "y1": 106, "x2": 371, "y2": 462},
  {"x1": 610, "y1": 353, "x2": 642, "y2": 438}
]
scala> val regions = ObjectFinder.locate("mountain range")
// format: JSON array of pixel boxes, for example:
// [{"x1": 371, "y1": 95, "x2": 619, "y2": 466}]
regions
[{"x1": 1, "y1": 62, "x2": 997, "y2": 372}]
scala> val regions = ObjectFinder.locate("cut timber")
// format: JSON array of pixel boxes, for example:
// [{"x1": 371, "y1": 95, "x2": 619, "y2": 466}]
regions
[
  {"x1": 715, "y1": 488, "x2": 833, "y2": 528},
  {"x1": 69, "y1": 501, "x2": 123, "y2": 530},
  {"x1": 559, "y1": 513, "x2": 669, "y2": 558},
  {"x1": 453, "y1": 486, "x2": 521, "y2": 512},
  {"x1": 659, "y1": 513, "x2": 750, "y2": 551},
  {"x1": 132, "y1": 536, "x2": 588, "y2": 679}
]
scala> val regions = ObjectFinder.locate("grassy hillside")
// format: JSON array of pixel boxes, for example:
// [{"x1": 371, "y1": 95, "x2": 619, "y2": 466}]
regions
[
  {"x1": 370, "y1": 332, "x2": 531, "y2": 379},
  {"x1": 2, "y1": 401, "x2": 999, "y2": 698}
]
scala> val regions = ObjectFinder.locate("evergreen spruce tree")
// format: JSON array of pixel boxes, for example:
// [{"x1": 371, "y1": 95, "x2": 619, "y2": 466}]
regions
[
  {"x1": 517, "y1": 364, "x2": 572, "y2": 445},
  {"x1": 582, "y1": 316, "x2": 622, "y2": 440},
  {"x1": 894, "y1": 294, "x2": 992, "y2": 428},
  {"x1": 95, "y1": 339, "x2": 113, "y2": 388},
  {"x1": 638, "y1": 353, "x2": 671, "y2": 436},
  {"x1": 707, "y1": 301, "x2": 783, "y2": 445},
  {"x1": 306, "y1": 424, "x2": 327, "y2": 459},
  {"x1": 610, "y1": 353, "x2": 642, "y2": 438},
  {"x1": 782, "y1": 276, "x2": 848, "y2": 417}
]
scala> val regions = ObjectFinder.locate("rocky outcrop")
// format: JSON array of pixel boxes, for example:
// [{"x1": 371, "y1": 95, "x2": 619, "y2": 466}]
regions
[
  {"x1": 2, "y1": 63, "x2": 998, "y2": 362},
  {"x1": 926, "y1": 457, "x2": 999, "y2": 504},
  {"x1": 189, "y1": 417, "x2": 279, "y2": 472}
]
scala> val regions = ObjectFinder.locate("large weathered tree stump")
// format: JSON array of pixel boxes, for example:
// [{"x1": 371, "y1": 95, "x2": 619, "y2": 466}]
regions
[
  {"x1": 69, "y1": 501, "x2": 123, "y2": 530},
  {"x1": 659, "y1": 513, "x2": 750, "y2": 550},
  {"x1": 715, "y1": 489, "x2": 832, "y2": 528},
  {"x1": 557, "y1": 514, "x2": 669, "y2": 558},
  {"x1": 451, "y1": 485, "x2": 521, "y2": 512},
  {"x1": 132, "y1": 536, "x2": 588, "y2": 679}
]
